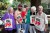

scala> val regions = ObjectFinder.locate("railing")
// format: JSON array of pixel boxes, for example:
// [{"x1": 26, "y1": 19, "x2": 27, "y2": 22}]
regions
[{"x1": 47, "y1": 15, "x2": 50, "y2": 21}]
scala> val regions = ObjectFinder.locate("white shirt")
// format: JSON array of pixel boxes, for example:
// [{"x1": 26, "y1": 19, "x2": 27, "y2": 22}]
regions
[{"x1": 35, "y1": 12, "x2": 48, "y2": 31}]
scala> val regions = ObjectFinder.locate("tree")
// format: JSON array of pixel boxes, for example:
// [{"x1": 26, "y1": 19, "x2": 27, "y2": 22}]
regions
[{"x1": 31, "y1": 0, "x2": 41, "y2": 7}]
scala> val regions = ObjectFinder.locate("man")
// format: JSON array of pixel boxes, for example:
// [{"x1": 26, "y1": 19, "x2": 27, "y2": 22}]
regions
[
  {"x1": 30, "y1": 6, "x2": 36, "y2": 33},
  {"x1": 35, "y1": 5, "x2": 48, "y2": 33},
  {"x1": 14, "y1": 4, "x2": 23, "y2": 33}
]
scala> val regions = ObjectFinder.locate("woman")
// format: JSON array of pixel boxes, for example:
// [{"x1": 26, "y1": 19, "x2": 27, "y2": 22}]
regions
[
  {"x1": 30, "y1": 6, "x2": 36, "y2": 33},
  {"x1": 2, "y1": 7, "x2": 16, "y2": 33}
]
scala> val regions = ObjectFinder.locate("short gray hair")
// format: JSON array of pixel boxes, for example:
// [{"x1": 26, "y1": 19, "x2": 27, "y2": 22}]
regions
[
  {"x1": 31, "y1": 6, "x2": 36, "y2": 12},
  {"x1": 7, "y1": 6, "x2": 13, "y2": 12},
  {"x1": 38, "y1": 5, "x2": 43, "y2": 9}
]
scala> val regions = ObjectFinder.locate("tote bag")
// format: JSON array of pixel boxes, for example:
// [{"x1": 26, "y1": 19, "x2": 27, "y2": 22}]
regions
[{"x1": 4, "y1": 13, "x2": 12, "y2": 28}]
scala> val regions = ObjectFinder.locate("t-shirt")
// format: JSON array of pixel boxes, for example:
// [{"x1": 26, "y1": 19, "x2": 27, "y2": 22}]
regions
[
  {"x1": 35, "y1": 12, "x2": 48, "y2": 31},
  {"x1": 15, "y1": 10, "x2": 23, "y2": 24}
]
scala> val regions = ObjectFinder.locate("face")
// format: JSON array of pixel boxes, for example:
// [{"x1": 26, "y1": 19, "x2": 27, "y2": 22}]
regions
[
  {"x1": 22, "y1": 8, "x2": 26, "y2": 11},
  {"x1": 38, "y1": 6, "x2": 43, "y2": 13},
  {"x1": 18, "y1": 6, "x2": 22, "y2": 11},
  {"x1": 9, "y1": 8, "x2": 13, "y2": 13},
  {"x1": 26, "y1": 7, "x2": 29, "y2": 11}
]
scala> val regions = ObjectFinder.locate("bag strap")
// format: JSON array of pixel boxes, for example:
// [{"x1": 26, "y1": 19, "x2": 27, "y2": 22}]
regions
[
  {"x1": 8, "y1": 13, "x2": 10, "y2": 19},
  {"x1": 44, "y1": 13, "x2": 45, "y2": 24}
]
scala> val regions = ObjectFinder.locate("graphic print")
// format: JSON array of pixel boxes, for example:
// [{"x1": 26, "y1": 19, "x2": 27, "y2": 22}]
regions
[{"x1": 5, "y1": 19, "x2": 12, "y2": 28}]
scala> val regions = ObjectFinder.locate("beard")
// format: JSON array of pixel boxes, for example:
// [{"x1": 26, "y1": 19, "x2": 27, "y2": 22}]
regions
[{"x1": 18, "y1": 8, "x2": 22, "y2": 11}]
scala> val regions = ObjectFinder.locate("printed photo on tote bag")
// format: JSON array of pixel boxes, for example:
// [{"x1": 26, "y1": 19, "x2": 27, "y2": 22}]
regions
[
  {"x1": 35, "y1": 17, "x2": 41, "y2": 26},
  {"x1": 4, "y1": 19, "x2": 12, "y2": 28},
  {"x1": 30, "y1": 15, "x2": 35, "y2": 24}
]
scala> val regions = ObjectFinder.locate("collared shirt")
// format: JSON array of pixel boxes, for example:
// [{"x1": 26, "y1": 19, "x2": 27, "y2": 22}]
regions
[{"x1": 35, "y1": 12, "x2": 48, "y2": 31}]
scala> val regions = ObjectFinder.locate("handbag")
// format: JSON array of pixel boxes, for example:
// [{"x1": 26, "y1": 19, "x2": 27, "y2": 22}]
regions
[
  {"x1": 30, "y1": 15, "x2": 35, "y2": 25},
  {"x1": 4, "y1": 13, "x2": 12, "y2": 28}
]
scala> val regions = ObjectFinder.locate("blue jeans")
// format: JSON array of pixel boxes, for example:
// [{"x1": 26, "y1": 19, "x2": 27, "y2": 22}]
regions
[
  {"x1": 21, "y1": 23, "x2": 30, "y2": 33},
  {"x1": 16, "y1": 24, "x2": 21, "y2": 33},
  {"x1": 21, "y1": 23, "x2": 26, "y2": 30},
  {"x1": 25, "y1": 24, "x2": 30, "y2": 33},
  {"x1": 16, "y1": 24, "x2": 30, "y2": 33},
  {"x1": 16, "y1": 24, "x2": 26, "y2": 33}
]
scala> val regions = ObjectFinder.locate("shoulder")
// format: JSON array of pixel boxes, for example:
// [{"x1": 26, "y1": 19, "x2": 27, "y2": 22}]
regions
[
  {"x1": 3, "y1": 12, "x2": 9, "y2": 16},
  {"x1": 14, "y1": 10, "x2": 18, "y2": 14},
  {"x1": 42, "y1": 12, "x2": 47, "y2": 19},
  {"x1": 43, "y1": 12, "x2": 47, "y2": 16}
]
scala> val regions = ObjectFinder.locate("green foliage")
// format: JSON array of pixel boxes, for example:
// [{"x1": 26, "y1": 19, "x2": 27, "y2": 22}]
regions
[
  {"x1": 0, "y1": 0, "x2": 10, "y2": 10},
  {"x1": 41, "y1": 3, "x2": 47, "y2": 9},
  {"x1": 41, "y1": 3, "x2": 50, "y2": 15},
  {"x1": 0, "y1": 0, "x2": 30, "y2": 10},
  {"x1": 0, "y1": 10, "x2": 6, "y2": 15},
  {"x1": 11, "y1": 0, "x2": 30, "y2": 9},
  {"x1": 17, "y1": 0, "x2": 30, "y2": 4},
  {"x1": 48, "y1": 21, "x2": 50, "y2": 24}
]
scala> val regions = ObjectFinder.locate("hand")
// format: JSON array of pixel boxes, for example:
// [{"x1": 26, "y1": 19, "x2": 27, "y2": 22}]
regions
[
  {"x1": 23, "y1": 16, "x2": 26, "y2": 19},
  {"x1": 44, "y1": 28, "x2": 47, "y2": 32},
  {"x1": 19, "y1": 21, "x2": 22, "y2": 24}
]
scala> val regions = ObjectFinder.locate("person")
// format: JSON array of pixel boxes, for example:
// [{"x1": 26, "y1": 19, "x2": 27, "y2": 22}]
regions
[
  {"x1": 0, "y1": 18, "x2": 7, "y2": 33},
  {"x1": 14, "y1": 4, "x2": 23, "y2": 33},
  {"x1": 24, "y1": 5, "x2": 30, "y2": 33},
  {"x1": 20, "y1": 8, "x2": 27, "y2": 33},
  {"x1": 35, "y1": 5, "x2": 48, "y2": 33},
  {"x1": 2, "y1": 7, "x2": 16, "y2": 33},
  {"x1": 21, "y1": 8, "x2": 27, "y2": 19},
  {"x1": 30, "y1": 6, "x2": 36, "y2": 33}
]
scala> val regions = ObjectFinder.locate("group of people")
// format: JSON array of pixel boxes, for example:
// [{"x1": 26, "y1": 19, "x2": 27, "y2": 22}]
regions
[{"x1": 0, "y1": 4, "x2": 48, "y2": 33}]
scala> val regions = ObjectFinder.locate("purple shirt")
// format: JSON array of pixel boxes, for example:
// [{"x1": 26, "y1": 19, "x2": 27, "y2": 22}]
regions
[{"x1": 2, "y1": 12, "x2": 16, "y2": 31}]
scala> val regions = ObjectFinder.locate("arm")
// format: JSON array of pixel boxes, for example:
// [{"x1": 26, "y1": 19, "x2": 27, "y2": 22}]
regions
[{"x1": 44, "y1": 14, "x2": 48, "y2": 31}]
